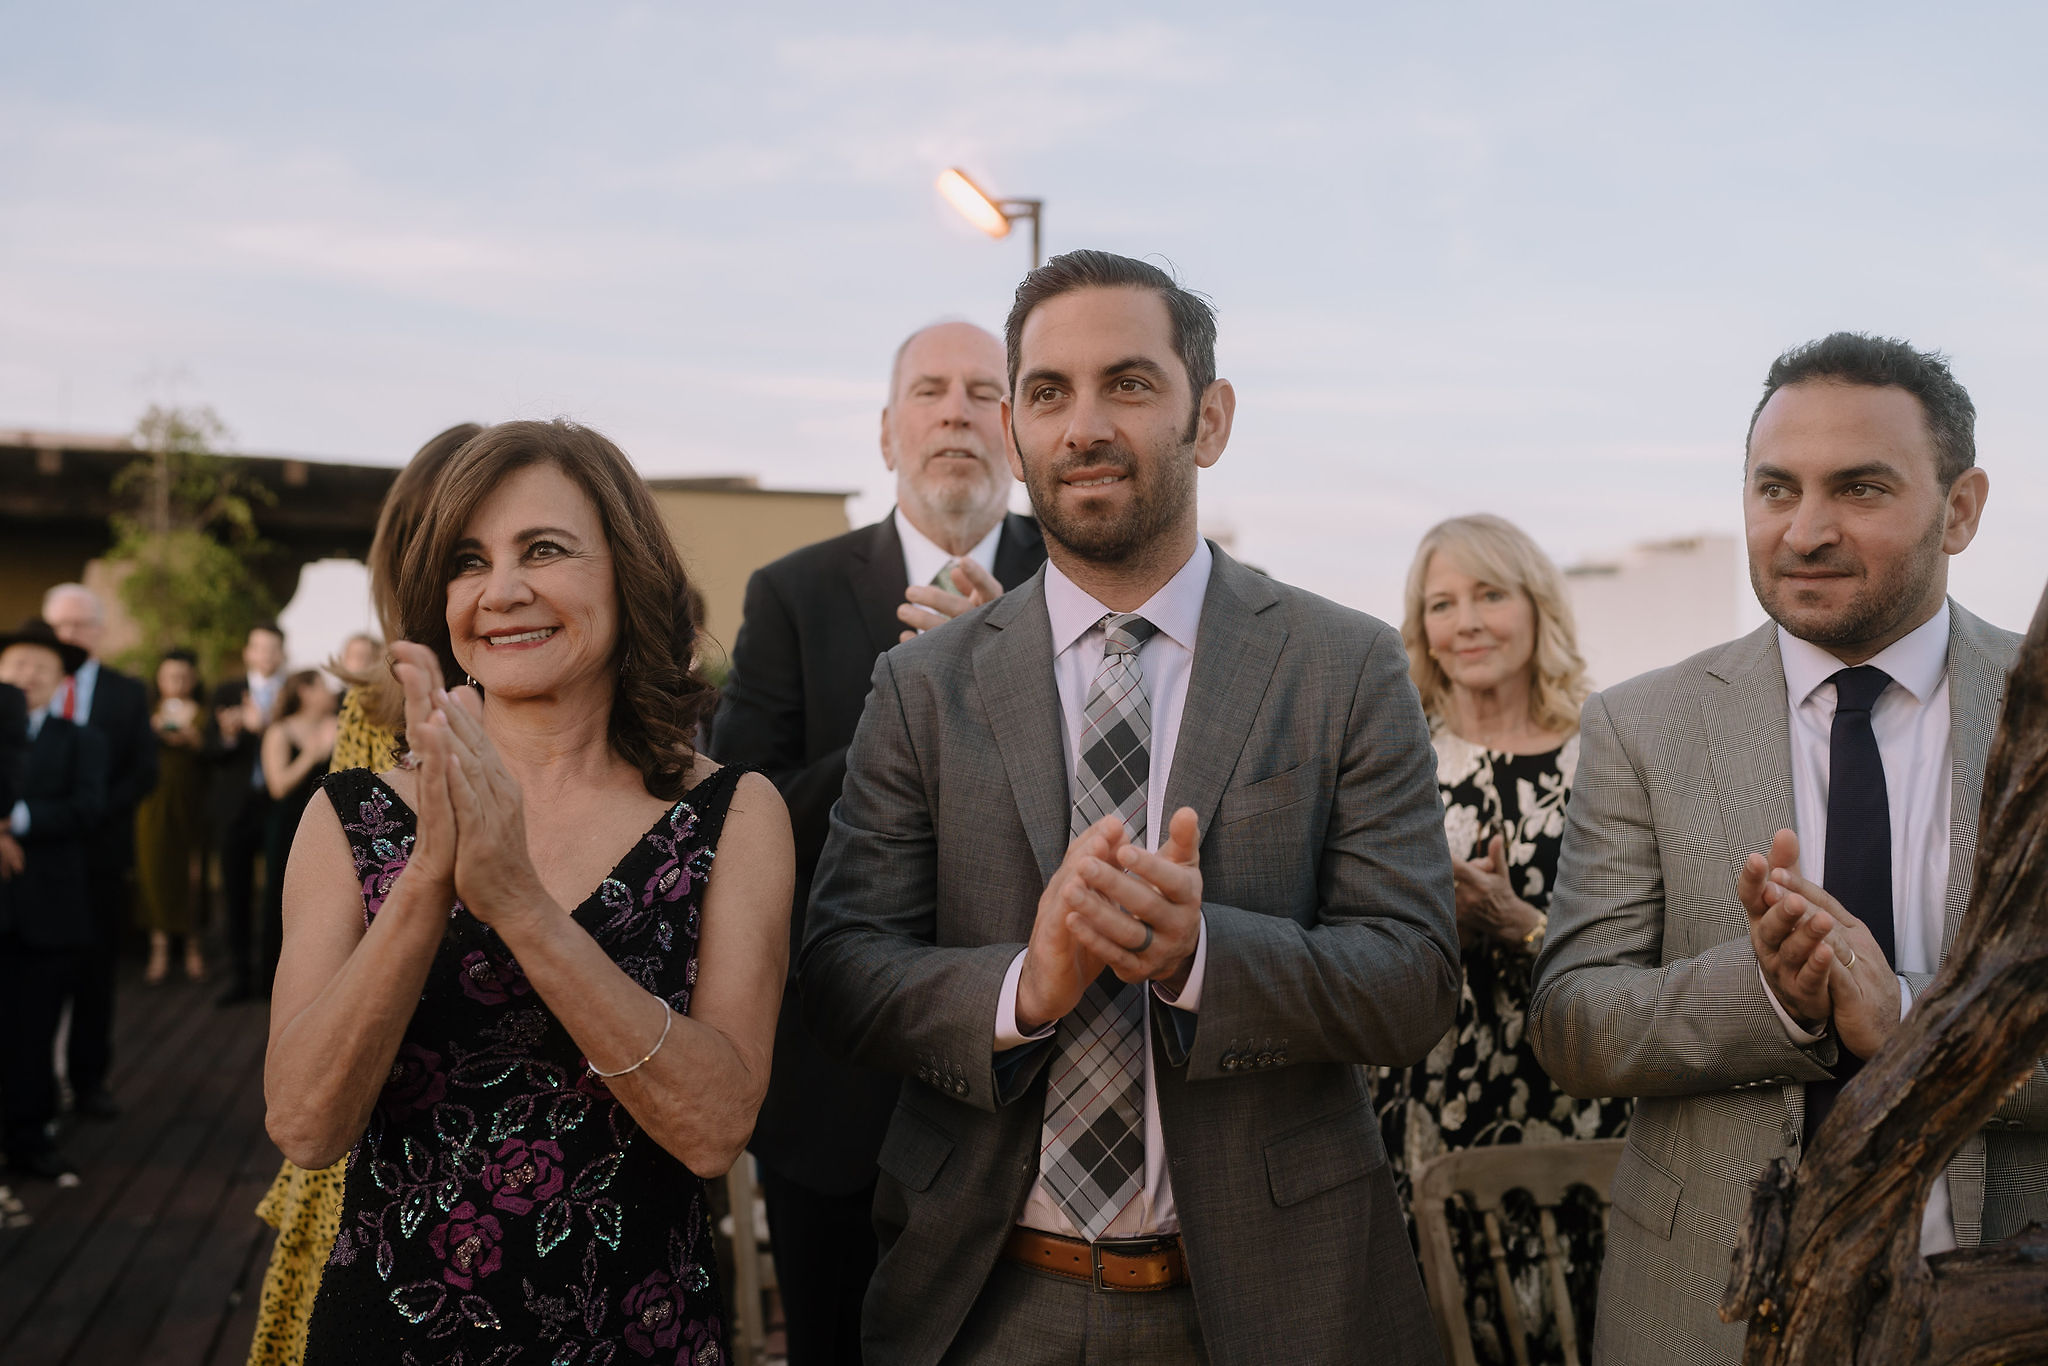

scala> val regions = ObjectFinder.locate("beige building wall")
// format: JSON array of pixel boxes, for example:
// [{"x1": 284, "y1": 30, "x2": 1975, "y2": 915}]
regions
[
  {"x1": 649, "y1": 479, "x2": 853, "y2": 671},
  {"x1": 1564, "y1": 533, "x2": 1745, "y2": 691}
]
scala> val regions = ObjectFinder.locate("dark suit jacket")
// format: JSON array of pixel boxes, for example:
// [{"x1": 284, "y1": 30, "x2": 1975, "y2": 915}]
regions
[
  {"x1": 801, "y1": 546, "x2": 1460, "y2": 1366},
  {"x1": 713, "y1": 511, "x2": 1047, "y2": 1194},
  {"x1": 0, "y1": 682, "x2": 25, "y2": 813},
  {"x1": 205, "y1": 679, "x2": 267, "y2": 838},
  {"x1": 78, "y1": 662, "x2": 157, "y2": 868},
  {"x1": 0, "y1": 717, "x2": 109, "y2": 949}
]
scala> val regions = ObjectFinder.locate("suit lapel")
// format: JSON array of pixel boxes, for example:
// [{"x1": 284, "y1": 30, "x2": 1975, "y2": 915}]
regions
[
  {"x1": 1941, "y1": 603, "x2": 2007, "y2": 964},
  {"x1": 1699, "y1": 623, "x2": 1798, "y2": 888},
  {"x1": 1160, "y1": 550, "x2": 1287, "y2": 839},
  {"x1": 847, "y1": 515, "x2": 911, "y2": 658},
  {"x1": 974, "y1": 574, "x2": 1070, "y2": 882}
]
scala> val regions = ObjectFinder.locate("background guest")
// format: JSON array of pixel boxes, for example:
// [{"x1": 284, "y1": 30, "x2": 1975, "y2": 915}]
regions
[
  {"x1": 43, "y1": 583, "x2": 158, "y2": 1120},
  {"x1": 0, "y1": 620, "x2": 108, "y2": 1181},
  {"x1": 335, "y1": 633, "x2": 380, "y2": 684},
  {"x1": 712, "y1": 320, "x2": 1045, "y2": 1365},
  {"x1": 246, "y1": 420, "x2": 479, "y2": 1366},
  {"x1": 1375, "y1": 513, "x2": 1626, "y2": 1364},
  {"x1": 135, "y1": 649, "x2": 208, "y2": 983},
  {"x1": 1, "y1": 680, "x2": 25, "y2": 877},
  {"x1": 259, "y1": 671, "x2": 336, "y2": 987},
  {"x1": 212, "y1": 622, "x2": 286, "y2": 1006}
]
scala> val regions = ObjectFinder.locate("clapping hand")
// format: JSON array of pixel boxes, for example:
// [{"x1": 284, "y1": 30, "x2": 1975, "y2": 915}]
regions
[
  {"x1": 391, "y1": 642, "x2": 457, "y2": 889},
  {"x1": 1015, "y1": 816, "x2": 1124, "y2": 1033},
  {"x1": 1073, "y1": 807, "x2": 1204, "y2": 994},
  {"x1": 434, "y1": 685, "x2": 551, "y2": 929},
  {"x1": 1761, "y1": 866, "x2": 1901, "y2": 1060},
  {"x1": 897, "y1": 558, "x2": 1004, "y2": 642},
  {"x1": 1740, "y1": 827, "x2": 1901, "y2": 1057},
  {"x1": 1453, "y1": 833, "x2": 1545, "y2": 952},
  {"x1": 1742, "y1": 829, "x2": 1833, "y2": 1031}
]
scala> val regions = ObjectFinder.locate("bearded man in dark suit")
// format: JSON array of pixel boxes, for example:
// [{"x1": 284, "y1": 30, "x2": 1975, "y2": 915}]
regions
[
  {"x1": 802, "y1": 253, "x2": 1458, "y2": 1365},
  {"x1": 712, "y1": 319, "x2": 1047, "y2": 1364},
  {"x1": 42, "y1": 584, "x2": 157, "y2": 1119}
]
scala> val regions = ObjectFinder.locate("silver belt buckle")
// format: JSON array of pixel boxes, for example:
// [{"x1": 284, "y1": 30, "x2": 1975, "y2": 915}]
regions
[{"x1": 1091, "y1": 1234, "x2": 1171, "y2": 1292}]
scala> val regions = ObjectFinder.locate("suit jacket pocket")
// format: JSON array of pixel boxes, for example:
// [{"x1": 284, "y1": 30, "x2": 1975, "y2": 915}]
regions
[
  {"x1": 1216, "y1": 759, "x2": 1316, "y2": 828},
  {"x1": 1264, "y1": 1099, "x2": 1385, "y2": 1208},
  {"x1": 1610, "y1": 1143, "x2": 1683, "y2": 1240},
  {"x1": 876, "y1": 1104, "x2": 955, "y2": 1194}
]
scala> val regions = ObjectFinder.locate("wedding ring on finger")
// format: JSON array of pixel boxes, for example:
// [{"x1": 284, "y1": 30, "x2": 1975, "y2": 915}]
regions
[
  {"x1": 1133, "y1": 918, "x2": 1154, "y2": 954},
  {"x1": 1842, "y1": 946, "x2": 1858, "y2": 969}
]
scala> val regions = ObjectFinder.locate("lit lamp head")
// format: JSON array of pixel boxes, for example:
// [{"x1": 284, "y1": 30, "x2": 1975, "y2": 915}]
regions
[{"x1": 937, "y1": 168, "x2": 1011, "y2": 239}]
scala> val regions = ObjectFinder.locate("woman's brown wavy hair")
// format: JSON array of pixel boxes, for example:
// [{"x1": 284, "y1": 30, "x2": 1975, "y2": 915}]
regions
[
  {"x1": 338, "y1": 422, "x2": 486, "y2": 734},
  {"x1": 393, "y1": 419, "x2": 716, "y2": 799}
]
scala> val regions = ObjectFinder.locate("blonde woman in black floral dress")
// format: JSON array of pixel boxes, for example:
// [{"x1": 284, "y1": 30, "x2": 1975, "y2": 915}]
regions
[
  {"x1": 264, "y1": 422, "x2": 793, "y2": 1366},
  {"x1": 1374, "y1": 514, "x2": 1631, "y2": 1366}
]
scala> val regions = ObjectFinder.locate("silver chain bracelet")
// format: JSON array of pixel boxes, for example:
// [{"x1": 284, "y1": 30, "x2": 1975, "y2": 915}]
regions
[{"x1": 587, "y1": 997, "x2": 674, "y2": 1079}]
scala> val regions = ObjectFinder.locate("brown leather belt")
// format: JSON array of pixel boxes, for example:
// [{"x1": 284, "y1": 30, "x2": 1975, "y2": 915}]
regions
[{"x1": 1003, "y1": 1227, "x2": 1189, "y2": 1292}]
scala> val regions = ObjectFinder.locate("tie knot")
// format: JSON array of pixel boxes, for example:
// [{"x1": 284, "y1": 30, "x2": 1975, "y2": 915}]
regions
[
  {"x1": 1830, "y1": 664, "x2": 1892, "y2": 715},
  {"x1": 1100, "y1": 613, "x2": 1157, "y2": 657}
]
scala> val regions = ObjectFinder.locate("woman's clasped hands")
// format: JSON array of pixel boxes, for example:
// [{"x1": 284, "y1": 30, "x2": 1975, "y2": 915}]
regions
[{"x1": 390, "y1": 640, "x2": 551, "y2": 929}]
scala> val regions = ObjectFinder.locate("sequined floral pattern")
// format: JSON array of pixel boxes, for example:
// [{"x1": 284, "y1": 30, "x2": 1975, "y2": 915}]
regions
[{"x1": 302, "y1": 766, "x2": 741, "y2": 1366}]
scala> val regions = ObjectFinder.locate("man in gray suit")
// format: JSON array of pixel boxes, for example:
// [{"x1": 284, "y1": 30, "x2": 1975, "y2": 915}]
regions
[
  {"x1": 1530, "y1": 332, "x2": 2036, "y2": 1364},
  {"x1": 802, "y1": 250, "x2": 1459, "y2": 1366}
]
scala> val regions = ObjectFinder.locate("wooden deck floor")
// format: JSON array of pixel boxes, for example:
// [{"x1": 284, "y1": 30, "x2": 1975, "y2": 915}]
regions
[{"x1": 0, "y1": 965, "x2": 281, "y2": 1366}]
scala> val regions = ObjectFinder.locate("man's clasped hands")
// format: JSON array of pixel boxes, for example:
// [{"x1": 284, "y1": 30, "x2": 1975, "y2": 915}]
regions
[
  {"x1": 1741, "y1": 827, "x2": 1903, "y2": 1060},
  {"x1": 1015, "y1": 809, "x2": 1206, "y2": 1036}
]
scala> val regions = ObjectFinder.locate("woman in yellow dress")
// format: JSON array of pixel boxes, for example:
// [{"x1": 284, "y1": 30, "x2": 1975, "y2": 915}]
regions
[{"x1": 248, "y1": 422, "x2": 481, "y2": 1366}]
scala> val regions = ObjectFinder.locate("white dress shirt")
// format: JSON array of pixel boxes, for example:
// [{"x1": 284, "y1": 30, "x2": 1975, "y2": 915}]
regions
[
  {"x1": 894, "y1": 507, "x2": 1002, "y2": 597},
  {"x1": 993, "y1": 538, "x2": 1214, "y2": 1239},
  {"x1": 1768, "y1": 602, "x2": 1956, "y2": 1253}
]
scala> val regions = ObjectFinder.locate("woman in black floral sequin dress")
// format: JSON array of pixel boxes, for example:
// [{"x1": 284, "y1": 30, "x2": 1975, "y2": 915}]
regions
[
  {"x1": 1374, "y1": 515, "x2": 1631, "y2": 1366},
  {"x1": 265, "y1": 422, "x2": 793, "y2": 1366}
]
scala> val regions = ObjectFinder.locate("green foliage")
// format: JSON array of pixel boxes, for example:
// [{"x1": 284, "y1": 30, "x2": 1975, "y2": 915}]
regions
[{"x1": 109, "y1": 405, "x2": 277, "y2": 681}]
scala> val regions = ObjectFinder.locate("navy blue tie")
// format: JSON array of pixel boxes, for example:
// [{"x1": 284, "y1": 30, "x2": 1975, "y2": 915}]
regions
[{"x1": 1803, "y1": 664, "x2": 1894, "y2": 1144}]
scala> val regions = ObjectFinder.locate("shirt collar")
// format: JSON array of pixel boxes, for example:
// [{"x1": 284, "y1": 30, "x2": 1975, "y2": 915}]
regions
[
  {"x1": 1778, "y1": 599, "x2": 1950, "y2": 707},
  {"x1": 1045, "y1": 538, "x2": 1214, "y2": 657},
  {"x1": 894, "y1": 507, "x2": 1004, "y2": 588},
  {"x1": 26, "y1": 703, "x2": 50, "y2": 739},
  {"x1": 75, "y1": 658, "x2": 98, "y2": 687}
]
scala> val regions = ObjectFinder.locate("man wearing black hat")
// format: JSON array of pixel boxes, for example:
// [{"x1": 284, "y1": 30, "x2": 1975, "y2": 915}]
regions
[{"x1": 0, "y1": 620, "x2": 108, "y2": 1180}]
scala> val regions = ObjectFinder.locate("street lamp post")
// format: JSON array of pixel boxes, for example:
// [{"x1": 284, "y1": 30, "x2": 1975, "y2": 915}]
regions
[{"x1": 936, "y1": 167, "x2": 1044, "y2": 268}]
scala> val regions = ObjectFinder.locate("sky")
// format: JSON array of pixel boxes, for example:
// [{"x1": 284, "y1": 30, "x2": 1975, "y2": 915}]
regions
[{"x1": 6, "y1": 2, "x2": 2046, "y2": 652}]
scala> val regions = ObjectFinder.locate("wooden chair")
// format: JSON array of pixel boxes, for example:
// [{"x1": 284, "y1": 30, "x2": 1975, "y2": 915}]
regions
[
  {"x1": 1413, "y1": 1139, "x2": 1625, "y2": 1366},
  {"x1": 720, "y1": 1154, "x2": 780, "y2": 1366}
]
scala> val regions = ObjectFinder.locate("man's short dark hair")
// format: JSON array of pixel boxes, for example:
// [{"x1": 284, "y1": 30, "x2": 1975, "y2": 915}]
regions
[
  {"x1": 1004, "y1": 250, "x2": 1217, "y2": 440},
  {"x1": 1746, "y1": 332, "x2": 1977, "y2": 486},
  {"x1": 248, "y1": 620, "x2": 283, "y2": 642}
]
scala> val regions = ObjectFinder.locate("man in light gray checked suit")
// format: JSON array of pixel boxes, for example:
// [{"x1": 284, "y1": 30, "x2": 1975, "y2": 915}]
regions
[
  {"x1": 1531, "y1": 333, "x2": 2038, "y2": 1364},
  {"x1": 801, "y1": 250, "x2": 1460, "y2": 1366}
]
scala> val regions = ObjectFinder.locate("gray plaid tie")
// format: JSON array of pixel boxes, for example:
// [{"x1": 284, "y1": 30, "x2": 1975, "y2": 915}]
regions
[{"x1": 1040, "y1": 612, "x2": 1156, "y2": 1240}]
